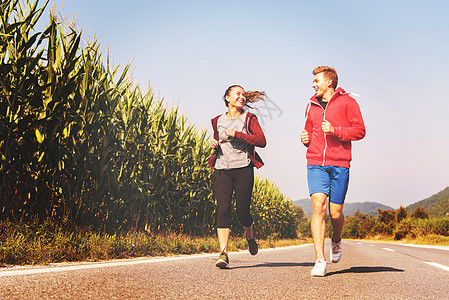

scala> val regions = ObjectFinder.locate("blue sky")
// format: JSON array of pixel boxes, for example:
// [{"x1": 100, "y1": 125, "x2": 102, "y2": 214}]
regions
[{"x1": 46, "y1": 0, "x2": 449, "y2": 208}]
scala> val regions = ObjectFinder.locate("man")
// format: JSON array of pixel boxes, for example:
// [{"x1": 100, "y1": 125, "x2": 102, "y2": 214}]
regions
[{"x1": 301, "y1": 66, "x2": 366, "y2": 276}]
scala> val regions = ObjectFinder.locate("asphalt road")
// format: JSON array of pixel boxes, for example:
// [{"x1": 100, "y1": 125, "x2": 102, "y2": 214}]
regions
[{"x1": 1, "y1": 240, "x2": 448, "y2": 299}]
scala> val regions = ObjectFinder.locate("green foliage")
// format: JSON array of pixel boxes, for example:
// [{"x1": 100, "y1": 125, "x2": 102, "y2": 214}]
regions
[
  {"x1": 229, "y1": 178, "x2": 300, "y2": 239},
  {"x1": 413, "y1": 205, "x2": 429, "y2": 219},
  {"x1": 430, "y1": 218, "x2": 449, "y2": 236},
  {"x1": 250, "y1": 178, "x2": 299, "y2": 239},
  {"x1": 342, "y1": 211, "x2": 376, "y2": 239},
  {"x1": 375, "y1": 209, "x2": 397, "y2": 235},
  {"x1": 396, "y1": 206, "x2": 408, "y2": 223},
  {"x1": 0, "y1": 219, "x2": 308, "y2": 265},
  {"x1": 394, "y1": 217, "x2": 430, "y2": 240},
  {"x1": 0, "y1": 0, "x2": 216, "y2": 234},
  {"x1": 0, "y1": 0, "x2": 298, "y2": 240},
  {"x1": 393, "y1": 217, "x2": 449, "y2": 240},
  {"x1": 341, "y1": 205, "x2": 449, "y2": 241},
  {"x1": 0, "y1": 219, "x2": 218, "y2": 264},
  {"x1": 294, "y1": 205, "x2": 310, "y2": 237}
]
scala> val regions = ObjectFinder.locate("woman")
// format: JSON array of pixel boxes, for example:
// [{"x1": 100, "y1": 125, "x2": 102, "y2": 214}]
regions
[{"x1": 208, "y1": 85, "x2": 267, "y2": 268}]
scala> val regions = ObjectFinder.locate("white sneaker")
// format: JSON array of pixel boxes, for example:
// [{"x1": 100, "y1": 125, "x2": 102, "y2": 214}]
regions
[
  {"x1": 330, "y1": 239, "x2": 342, "y2": 263},
  {"x1": 311, "y1": 258, "x2": 327, "y2": 277}
]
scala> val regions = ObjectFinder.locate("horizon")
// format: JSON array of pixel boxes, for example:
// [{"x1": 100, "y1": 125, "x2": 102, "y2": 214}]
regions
[{"x1": 293, "y1": 184, "x2": 449, "y2": 208}]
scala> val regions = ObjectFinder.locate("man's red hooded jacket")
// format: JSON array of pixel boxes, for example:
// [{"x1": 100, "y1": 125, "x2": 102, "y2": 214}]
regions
[{"x1": 303, "y1": 87, "x2": 366, "y2": 168}]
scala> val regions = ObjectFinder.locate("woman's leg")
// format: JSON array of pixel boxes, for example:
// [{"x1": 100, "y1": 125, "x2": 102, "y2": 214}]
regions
[
  {"x1": 214, "y1": 169, "x2": 233, "y2": 252},
  {"x1": 233, "y1": 166, "x2": 255, "y2": 237},
  {"x1": 217, "y1": 228, "x2": 230, "y2": 253},
  {"x1": 244, "y1": 224, "x2": 254, "y2": 239}
]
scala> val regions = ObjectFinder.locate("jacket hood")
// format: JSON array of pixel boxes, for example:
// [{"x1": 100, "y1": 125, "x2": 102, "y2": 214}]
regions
[{"x1": 310, "y1": 87, "x2": 347, "y2": 103}]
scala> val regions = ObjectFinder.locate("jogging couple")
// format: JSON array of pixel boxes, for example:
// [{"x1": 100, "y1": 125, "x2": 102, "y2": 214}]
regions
[{"x1": 208, "y1": 66, "x2": 366, "y2": 277}]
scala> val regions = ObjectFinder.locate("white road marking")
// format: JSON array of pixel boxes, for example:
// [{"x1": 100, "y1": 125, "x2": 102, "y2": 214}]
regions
[
  {"x1": 0, "y1": 244, "x2": 312, "y2": 277},
  {"x1": 396, "y1": 244, "x2": 449, "y2": 252},
  {"x1": 350, "y1": 241, "x2": 449, "y2": 252},
  {"x1": 383, "y1": 248, "x2": 395, "y2": 252},
  {"x1": 425, "y1": 262, "x2": 449, "y2": 272}
]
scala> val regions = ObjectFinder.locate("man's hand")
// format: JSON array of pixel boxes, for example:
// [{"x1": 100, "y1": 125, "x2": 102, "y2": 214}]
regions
[
  {"x1": 301, "y1": 130, "x2": 310, "y2": 144},
  {"x1": 321, "y1": 120, "x2": 334, "y2": 134},
  {"x1": 210, "y1": 138, "x2": 219, "y2": 148}
]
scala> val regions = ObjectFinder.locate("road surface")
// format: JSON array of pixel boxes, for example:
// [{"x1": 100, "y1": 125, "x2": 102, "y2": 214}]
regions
[{"x1": 1, "y1": 240, "x2": 448, "y2": 299}]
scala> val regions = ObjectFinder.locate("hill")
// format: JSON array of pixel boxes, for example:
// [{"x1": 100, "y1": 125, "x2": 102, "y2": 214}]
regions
[
  {"x1": 407, "y1": 186, "x2": 449, "y2": 217},
  {"x1": 292, "y1": 199, "x2": 394, "y2": 218}
]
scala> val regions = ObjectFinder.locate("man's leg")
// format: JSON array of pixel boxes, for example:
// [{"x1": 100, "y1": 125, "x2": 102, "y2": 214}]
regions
[
  {"x1": 329, "y1": 202, "x2": 344, "y2": 242},
  {"x1": 329, "y1": 202, "x2": 344, "y2": 263},
  {"x1": 311, "y1": 192, "x2": 328, "y2": 260},
  {"x1": 328, "y1": 166, "x2": 349, "y2": 263},
  {"x1": 328, "y1": 166, "x2": 349, "y2": 242}
]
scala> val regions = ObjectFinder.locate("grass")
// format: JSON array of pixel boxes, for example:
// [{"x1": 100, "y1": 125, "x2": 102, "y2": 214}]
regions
[
  {"x1": 0, "y1": 220, "x2": 310, "y2": 266},
  {"x1": 362, "y1": 234, "x2": 449, "y2": 246},
  {"x1": 3, "y1": 219, "x2": 448, "y2": 267}
]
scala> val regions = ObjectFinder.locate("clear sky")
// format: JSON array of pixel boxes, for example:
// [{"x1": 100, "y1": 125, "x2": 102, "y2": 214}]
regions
[{"x1": 46, "y1": 0, "x2": 449, "y2": 208}]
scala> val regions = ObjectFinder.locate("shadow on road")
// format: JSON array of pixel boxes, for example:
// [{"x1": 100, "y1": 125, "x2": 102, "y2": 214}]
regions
[
  {"x1": 327, "y1": 266, "x2": 404, "y2": 276},
  {"x1": 230, "y1": 262, "x2": 315, "y2": 269}
]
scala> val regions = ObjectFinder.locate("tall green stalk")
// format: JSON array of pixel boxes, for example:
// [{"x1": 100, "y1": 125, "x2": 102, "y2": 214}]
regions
[{"x1": 0, "y1": 0, "x2": 299, "y2": 238}]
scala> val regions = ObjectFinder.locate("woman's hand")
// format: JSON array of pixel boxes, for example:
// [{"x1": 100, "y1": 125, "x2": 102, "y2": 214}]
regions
[
  {"x1": 210, "y1": 138, "x2": 219, "y2": 148},
  {"x1": 225, "y1": 128, "x2": 236, "y2": 137}
]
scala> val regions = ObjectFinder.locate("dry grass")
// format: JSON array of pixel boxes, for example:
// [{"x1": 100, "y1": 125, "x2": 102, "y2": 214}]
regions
[
  {"x1": 0, "y1": 220, "x2": 310, "y2": 266},
  {"x1": 361, "y1": 234, "x2": 449, "y2": 246}
]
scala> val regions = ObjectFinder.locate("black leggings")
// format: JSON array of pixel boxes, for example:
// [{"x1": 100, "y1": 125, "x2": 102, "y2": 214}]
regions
[{"x1": 213, "y1": 165, "x2": 254, "y2": 228}]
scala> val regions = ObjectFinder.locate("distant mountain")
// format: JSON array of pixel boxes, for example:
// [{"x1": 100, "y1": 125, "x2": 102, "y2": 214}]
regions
[
  {"x1": 292, "y1": 199, "x2": 313, "y2": 218},
  {"x1": 292, "y1": 198, "x2": 394, "y2": 218},
  {"x1": 342, "y1": 202, "x2": 395, "y2": 217},
  {"x1": 407, "y1": 186, "x2": 449, "y2": 218}
]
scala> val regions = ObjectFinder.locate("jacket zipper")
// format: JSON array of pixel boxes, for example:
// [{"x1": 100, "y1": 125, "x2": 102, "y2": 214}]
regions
[
  {"x1": 311, "y1": 95, "x2": 334, "y2": 167},
  {"x1": 321, "y1": 105, "x2": 327, "y2": 166}
]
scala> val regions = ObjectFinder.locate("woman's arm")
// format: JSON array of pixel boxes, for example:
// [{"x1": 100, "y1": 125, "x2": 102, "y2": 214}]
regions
[{"x1": 234, "y1": 116, "x2": 266, "y2": 147}]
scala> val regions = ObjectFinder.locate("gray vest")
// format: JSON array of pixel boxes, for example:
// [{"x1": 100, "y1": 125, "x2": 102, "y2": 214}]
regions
[{"x1": 214, "y1": 112, "x2": 251, "y2": 170}]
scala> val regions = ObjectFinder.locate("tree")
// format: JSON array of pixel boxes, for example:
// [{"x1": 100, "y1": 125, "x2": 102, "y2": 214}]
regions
[
  {"x1": 293, "y1": 206, "x2": 310, "y2": 238},
  {"x1": 413, "y1": 205, "x2": 429, "y2": 219},
  {"x1": 343, "y1": 211, "x2": 376, "y2": 239},
  {"x1": 377, "y1": 209, "x2": 396, "y2": 224},
  {"x1": 376, "y1": 209, "x2": 397, "y2": 235},
  {"x1": 396, "y1": 206, "x2": 408, "y2": 222}
]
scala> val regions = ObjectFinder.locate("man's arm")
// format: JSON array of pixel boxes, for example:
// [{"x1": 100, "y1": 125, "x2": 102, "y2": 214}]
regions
[{"x1": 331, "y1": 101, "x2": 366, "y2": 141}]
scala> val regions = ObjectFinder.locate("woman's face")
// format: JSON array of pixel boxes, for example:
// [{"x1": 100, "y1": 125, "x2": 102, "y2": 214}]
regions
[{"x1": 226, "y1": 86, "x2": 246, "y2": 109}]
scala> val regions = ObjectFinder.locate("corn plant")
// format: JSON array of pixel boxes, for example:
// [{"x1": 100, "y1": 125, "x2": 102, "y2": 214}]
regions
[
  {"x1": 250, "y1": 177, "x2": 299, "y2": 239},
  {"x1": 0, "y1": 0, "x2": 298, "y2": 239}
]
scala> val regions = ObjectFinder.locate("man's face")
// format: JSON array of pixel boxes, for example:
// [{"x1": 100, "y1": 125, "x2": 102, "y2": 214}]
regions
[{"x1": 312, "y1": 72, "x2": 331, "y2": 98}]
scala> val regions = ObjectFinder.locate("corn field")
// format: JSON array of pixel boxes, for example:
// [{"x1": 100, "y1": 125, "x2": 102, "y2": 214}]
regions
[{"x1": 0, "y1": 0, "x2": 299, "y2": 238}]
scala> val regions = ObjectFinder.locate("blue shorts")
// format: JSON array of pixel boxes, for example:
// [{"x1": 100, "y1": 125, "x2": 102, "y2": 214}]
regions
[{"x1": 307, "y1": 165, "x2": 350, "y2": 205}]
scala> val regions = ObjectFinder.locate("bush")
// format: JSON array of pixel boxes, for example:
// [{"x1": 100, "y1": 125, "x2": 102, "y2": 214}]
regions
[
  {"x1": 394, "y1": 217, "x2": 432, "y2": 240},
  {"x1": 430, "y1": 218, "x2": 449, "y2": 236},
  {"x1": 343, "y1": 211, "x2": 376, "y2": 239}
]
